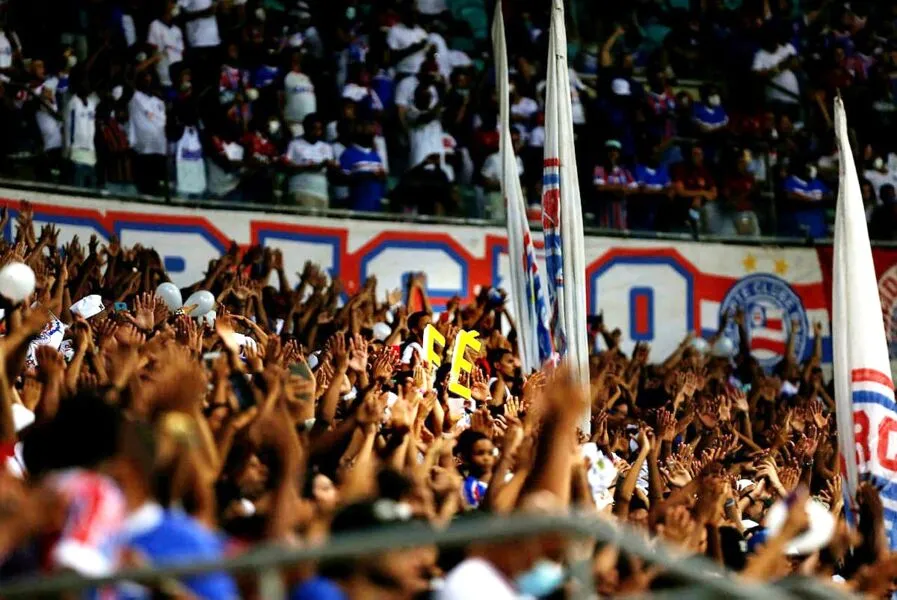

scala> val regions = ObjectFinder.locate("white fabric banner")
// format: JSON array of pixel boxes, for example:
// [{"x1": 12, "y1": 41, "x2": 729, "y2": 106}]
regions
[
  {"x1": 542, "y1": 0, "x2": 590, "y2": 424},
  {"x1": 832, "y1": 96, "x2": 897, "y2": 537}
]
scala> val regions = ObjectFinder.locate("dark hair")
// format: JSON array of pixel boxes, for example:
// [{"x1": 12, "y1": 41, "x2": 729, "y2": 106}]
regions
[
  {"x1": 302, "y1": 112, "x2": 322, "y2": 133},
  {"x1": 455, "y1": 429, "x2": 488, "y2": 463},
  {"x1": 408, "y1": 310, "x2": 430, "y2": 332},
  {"x1": 487, "y1": 347, "x2": 511, "y2": 367},
  {"x1": 22, "y1": 390, "x2": 123, "y2": 478}
]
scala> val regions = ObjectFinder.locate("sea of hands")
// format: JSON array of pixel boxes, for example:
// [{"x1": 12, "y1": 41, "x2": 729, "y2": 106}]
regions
[{"x1": 0, "y1": 201, "x2": 897, "y2": 595}]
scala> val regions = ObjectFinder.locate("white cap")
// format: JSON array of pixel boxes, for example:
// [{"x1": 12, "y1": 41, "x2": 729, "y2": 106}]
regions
[
  {"x1": 711, "y1": 337, "x2": 735, "y2": 358},
  {"x1": 764, "y1": 497, "x2": 834, "y2": 556},
  {"x1": 736, "y1": 479, "x2": 755, "y2": 491},
  {"x1": 232, "y1": 333, "x2": 257, "y2": 352},
  {"x1": 372, "y1": 322, "x2": 392, "y2": 341},
  {"x1": 611, "y1": 78, "x2": 631, "y2": 96},
  {"x1": 12, "y1": 403, "x2": 35, "y2": 432},
  {"x1": 70, "y1": 295, "x2": 105, "y2": 319}
]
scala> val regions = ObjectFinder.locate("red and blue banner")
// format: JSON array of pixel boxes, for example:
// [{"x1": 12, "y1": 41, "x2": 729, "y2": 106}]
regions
[{"x1": 0, "y1": 188, "x2": 833, "y2": 373}]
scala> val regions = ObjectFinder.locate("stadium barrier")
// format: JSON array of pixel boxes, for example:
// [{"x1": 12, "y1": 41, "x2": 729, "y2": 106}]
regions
[{"x1": 0, "y1": 511, "x2": 853, "y2": 599}]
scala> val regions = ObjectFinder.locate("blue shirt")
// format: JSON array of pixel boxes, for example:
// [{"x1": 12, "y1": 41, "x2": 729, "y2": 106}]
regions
[
  {"x1": 252, "y1": 65, "x2": 280, "y2": 89},
  {"x1": 692, "y1": 103, "x2": 728, "y2": 129},
  {"x1": 784, "y1": 175, "x2": 828, "y2": 200},
  {"x1": 290, "y1": 576, "x2": 348, "y2": 600},
  {"x1": 784, "y1": 175, "x2": 829, "y2": 237},
  {"x1": 339, "y1": 145, "x2": 386, "y2": 212},
  {"x1": 634, "y1": 164, "x2": 671, "y2": 190},
  {"x1": 372, "y1": 71, "x2": 395, "y2": 111},
  {"x1": 119, "y1": 504, "x2": 238, "y2": 600}
]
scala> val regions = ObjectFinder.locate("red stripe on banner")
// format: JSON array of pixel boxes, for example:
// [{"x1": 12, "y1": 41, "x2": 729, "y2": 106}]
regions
[
  {"x1": 852, "y1": 368, "x2": 895, "y2": 388},
  {"x1": 750, "y1": 338, "x2": 786, "y2": 354},
  {"x1": 543, "y1": 158, "x2": 560, "y2": 167},
  {"x1": 635, "y1": 295, "x2": 649, "y2": 334},
  {"x1": 765, "y1": 317, "x2": 783, "y2": 331}
]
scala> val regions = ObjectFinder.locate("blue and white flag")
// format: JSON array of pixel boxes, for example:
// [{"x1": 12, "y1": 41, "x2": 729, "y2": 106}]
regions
[
  {"x1": 491, "y1": 1, "x2": 552, "y2": 373},
  {"x1": 542, "y1": 0, "x2": 590, "y2": 421},
  {"x1": 832, "y1": 96, "x2": 897, "y2": 540}
]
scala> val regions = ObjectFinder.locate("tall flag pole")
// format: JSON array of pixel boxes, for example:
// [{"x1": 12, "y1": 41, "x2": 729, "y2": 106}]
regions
[
  {"x1": 832, "y1": 96, "x2": 897, "y2": 538},
  {"x1": 542, "y1": 0, "x2": 590, "y2": 429},
  {"x1": 491, "y1": 1, "x2": 553, "y2": 373}
]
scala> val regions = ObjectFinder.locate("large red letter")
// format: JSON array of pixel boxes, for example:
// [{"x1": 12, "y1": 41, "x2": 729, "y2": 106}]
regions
[
  {"x1": 855, "y1": 410, "x2": 871, "y2": 468},
  {"x1": 879, "y1": 416, "x2": 897, "y2": 472}
]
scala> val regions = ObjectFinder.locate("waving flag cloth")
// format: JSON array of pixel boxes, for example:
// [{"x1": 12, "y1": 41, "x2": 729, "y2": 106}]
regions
[
  {"x1": 832, "y1": 96, "x2": 897, "y2": 538},
  {"x1": 542, "y1": 0, "x2": 590, "y2": 429},
  {"x1": 491, "y1": 1, "x2": 553, "y2": 373}
]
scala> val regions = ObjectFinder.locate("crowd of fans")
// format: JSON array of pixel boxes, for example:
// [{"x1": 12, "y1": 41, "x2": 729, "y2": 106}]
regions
[
  {"x1": 0, "y1": 0, "x2": 896, "y2": 238},
  {"x1": 0, "y1": 202, "x2": 893, "y2": 599}
]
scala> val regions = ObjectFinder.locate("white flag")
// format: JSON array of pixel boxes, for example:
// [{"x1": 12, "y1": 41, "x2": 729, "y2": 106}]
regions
[
  {"x1": 542, "y1": 0, "x2": 590, "y2": 427},
  {"x1": 492, "y1": 1, "x2": 552, "y2": 373},
  {"x1": 832, "y1": 96, "x2": 897, "y2": 538}
]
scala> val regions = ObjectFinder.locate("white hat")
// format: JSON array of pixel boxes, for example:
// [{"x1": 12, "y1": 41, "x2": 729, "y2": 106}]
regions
[
  {"x1": 711, "y1": 337, "x2": 735, "y2": 358},
  {"x1": 12, "y1": 403, "x2": 34, "y2": 432},
  {"x1": 372, "y1": 322, "x2": 392, "y2": 341},
  {"x1": 736, "y1": 479, "x2": 755, "y2": 492},
  {"x1": 611, "y1": 78, "x2": 631, "y2": 96},
  {"x1": 764, "y1": 497, "x2": 834, "y2": 556},
  {"x1": 70, "y1": 295, "x2": 105, "y2": 319},
  {"x1": 232, "y1": 333, "x2": 257, "y2": 352}
]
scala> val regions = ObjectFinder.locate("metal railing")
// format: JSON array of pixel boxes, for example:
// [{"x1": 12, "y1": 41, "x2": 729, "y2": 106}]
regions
[{"x1": 0, "y1": 512, "x2": 856, "y2": 599}]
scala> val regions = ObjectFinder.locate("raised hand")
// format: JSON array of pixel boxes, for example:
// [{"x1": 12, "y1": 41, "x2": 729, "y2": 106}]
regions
[
  {"x1": 347, "y1": 333, "x2": 369, "y2": 373},
  {"x1": 655, "y1": 408, "x2": 677, "y2": 442},
  {"x1": 125, "y1": 292, "x2": 157, "y2": 331},
  {"x1": 729, "y1": 388, "x2": 749, "y2": 413},
  {"x1": 470, "y1": 367, "x2": 490, "y2": 402},
  {"x1": 329, "y1": 333, "x2": 349, "y2": 370},
  {"x1": 470, "y1": 407, "x2": 494, "y2": 439}
]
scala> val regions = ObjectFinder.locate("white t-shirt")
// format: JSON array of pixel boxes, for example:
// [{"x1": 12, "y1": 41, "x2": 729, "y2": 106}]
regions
[
  {"x1": 569, "y1": 69, "x2": 587, "y2": 125},
  {"x1": 121, "y1": 14, "x2": 137, "y2": 47},
  {"x1": 284, "y1": 138, "x2": 333, "y2": 198},
  {"x1": 437, "y1": 558, "x2": 519, "y2": 600},
  {"x1": 178, "y1": 0, "x2": 220, "y2": 48},
  {"x1": 147, "y1": 19, "x2": 184, "y2": 87},
  {"x1": 387, "y1": 23, "x2": 428, "y2": 75},
  {"x1": 405, "y1": 87, "x2": 444, "y2": 169},
  {"x1": 428, "y1": 32, "x2": 454, "y2": 80},
  {"x1": 863, "y1": 168, "x2": 897, "y2": 200},
  {"x1": 175, "y1": 126, "x2": 206, "y2": 195},
  {"x1": 34, "y1": 78, "x2": 61, "y2": 151},
  {"x1": 127, "y1": 91, "x2": 167, "y2": 155},
  {"x1": 481, "y1": 152, "x2": 524, "y2": 182},
  {"x1": 342, "y1": 83, "x2": 384, "y2": 111},
  {"x1": 64, "y1": 94, "x2": 99, "y2": 166},
  {"x1": 330, "y1": 141, "x2": 349, "y2": 201},
  {"x1": 283, "y1": 71, "x2": 316, "y2": 124},
  {"x1": 0, "y1": 31, "x2": 13, "y2": 69},
  {"x1": 536, "y1": 68, "x2": 586, "y2": 124},
  {"x1": 416, "y1": 0, "x2": 447, "y2": 16},
  {"x1": 395, "y1": 75, "x2": 420, "y2": 109},
  {"x1": 751, "y1": 44, "x2": 800, "y2": 104},
  {"x1": 511, "y1": 96, "x2": 539, "y2": 124}
]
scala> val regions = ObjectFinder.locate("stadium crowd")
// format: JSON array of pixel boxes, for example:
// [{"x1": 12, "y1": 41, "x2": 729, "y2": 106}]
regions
[
  {"x1": 1, "y1": 0, "x2": 897, "y2": 238},
  {"x1": 0, "y1": 202, "x2": 892, "y2": 599}
]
